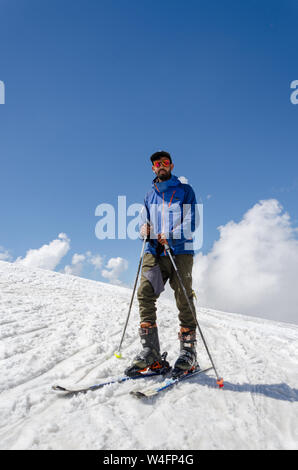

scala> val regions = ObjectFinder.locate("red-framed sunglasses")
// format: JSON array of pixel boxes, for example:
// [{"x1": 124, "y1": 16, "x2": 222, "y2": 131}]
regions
[{"x1": 152, "y1": 159, "x2": 171, "y2": 168}]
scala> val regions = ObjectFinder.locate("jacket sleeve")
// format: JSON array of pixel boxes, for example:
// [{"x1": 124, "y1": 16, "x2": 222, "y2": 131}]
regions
[
  {"x1": 138, "y1": 195, "x2": 151, "y2": 240},
  {"x1": 141, "y1": 195, "x2": 150, "y2": 224},
  {"x1": 170, "y1": 185, "x2": 199, "y2": 240}
]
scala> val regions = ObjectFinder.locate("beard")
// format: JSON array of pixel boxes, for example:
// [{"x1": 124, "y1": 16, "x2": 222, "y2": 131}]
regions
[{"x1": 157, "y1": 170, "x2": 172, "y2": 181}]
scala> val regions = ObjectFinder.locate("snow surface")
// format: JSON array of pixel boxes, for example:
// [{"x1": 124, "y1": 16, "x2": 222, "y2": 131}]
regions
[{"x1": 0, "y1": 260, "x2": 298, "y2": 450}]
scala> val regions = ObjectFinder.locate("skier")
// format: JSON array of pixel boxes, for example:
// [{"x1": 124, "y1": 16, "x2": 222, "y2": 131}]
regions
[
  {"x1": 52, "y1": 150, "x2": 223, "y2": 396},
  {"x1": 125, "y1": 151, "x2": 200, "y2": 377}
]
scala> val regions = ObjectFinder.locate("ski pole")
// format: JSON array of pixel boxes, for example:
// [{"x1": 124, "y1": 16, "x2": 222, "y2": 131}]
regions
[
  {"x1": 114, "y1": 236, "x2": 147, "y2": 359},
  {"x1": 164, "y1": 243, "x2": 224, "y2": 388}
]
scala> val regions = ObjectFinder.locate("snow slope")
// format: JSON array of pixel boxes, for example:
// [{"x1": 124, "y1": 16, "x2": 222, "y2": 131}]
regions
[{"x1": 0, "y1": 260, "x2": 297, "y2": 450}]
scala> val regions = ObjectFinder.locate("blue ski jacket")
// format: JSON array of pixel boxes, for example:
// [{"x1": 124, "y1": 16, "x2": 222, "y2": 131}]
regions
[{"x1": 142, "y1": 175, "x2": 199, "y2": 256}]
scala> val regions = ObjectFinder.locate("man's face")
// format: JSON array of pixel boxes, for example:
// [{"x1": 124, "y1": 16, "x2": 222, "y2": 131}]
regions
[{"x1": 152, "y1": 158, "x2": 174, "y2": 181}]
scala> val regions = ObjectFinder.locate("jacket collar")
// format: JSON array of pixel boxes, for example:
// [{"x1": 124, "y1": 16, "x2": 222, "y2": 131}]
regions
[{"x1": 152, "y1": 175, "x2": 181, "y2": 193}]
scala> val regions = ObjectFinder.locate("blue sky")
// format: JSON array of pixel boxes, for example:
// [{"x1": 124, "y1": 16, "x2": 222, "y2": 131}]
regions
[{"x1": 1, "y1": 0, "x2": 298, "y2": 289}]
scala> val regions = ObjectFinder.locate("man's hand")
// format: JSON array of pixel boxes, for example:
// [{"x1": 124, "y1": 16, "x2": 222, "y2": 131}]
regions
[
  {"x1": 157, "y1": 233, "x2": 168, "y2": 246},
  {"x1": 140, "y1": 223, "x2": 151, "y2": 239}
]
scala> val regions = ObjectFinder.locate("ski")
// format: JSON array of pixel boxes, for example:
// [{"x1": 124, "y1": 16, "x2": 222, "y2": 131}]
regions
[
  {"x1": 130, "y1": 366, "x2": 214, "y2": 399},
  {"x1": 53, "y1": 351, "x2": 171, "y2": 394},
  {"x1": 52, "y1": 369, "x2": 170, "y2": 394}
]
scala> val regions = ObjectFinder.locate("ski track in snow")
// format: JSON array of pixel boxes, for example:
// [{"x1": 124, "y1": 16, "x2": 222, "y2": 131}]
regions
[{"x1": 0, "y1": 260, "x2": 298, "y2": 450}]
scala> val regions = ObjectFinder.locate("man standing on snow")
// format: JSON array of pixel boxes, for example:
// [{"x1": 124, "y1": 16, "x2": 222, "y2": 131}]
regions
[{"x1": 125, "y1": 151, "x2": 199, "y2": 376}]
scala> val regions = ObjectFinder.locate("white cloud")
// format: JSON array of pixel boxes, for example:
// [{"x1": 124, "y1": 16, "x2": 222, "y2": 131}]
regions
[
  {"x1": 72, "y1": 253, "x2": 86, "y2": 265},
  {"x1": 89, "y1": 254, "x2": 103, "y2": 270},
  {"x1": 15, "y1": 233, "x2": 70, "y2": 270},
  {"x1": 63, "y1": 252, "x2": 86, "y2": 276},
  {"x1": 193, "y1": 199, "x2": 298, "y2": 324},
  {"x1": 101, "y1": 257, "x2": 128, "y2": 285},
  {"x1": 63, "y1": 252, "x2": 103, "y2": 276},
  {"x1": 5, "y1": 234, "x2": 104, "y2": 279},
  {"x1": 0, "y1": 246, "x2": 12, "y2": 261},
  {"x1": 178, "y1": 176, "x2": 189, "y2": 184}
]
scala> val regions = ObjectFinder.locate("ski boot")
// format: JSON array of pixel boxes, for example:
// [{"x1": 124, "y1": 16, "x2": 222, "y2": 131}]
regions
[
  {"x1": 125, "y1": 323, "x2": 171, "y2": 377},
  {"x1": 172, "y1": 329, "x2": 198, "y2": 378}
]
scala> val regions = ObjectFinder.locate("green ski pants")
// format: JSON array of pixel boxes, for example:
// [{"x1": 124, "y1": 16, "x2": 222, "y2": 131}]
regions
[{"x1": 137, "y1": 253, "x2": 197, "y2": 330}]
